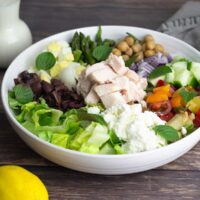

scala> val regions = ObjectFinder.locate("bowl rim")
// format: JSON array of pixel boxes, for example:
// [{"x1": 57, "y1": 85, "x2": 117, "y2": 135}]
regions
[{"x1": 2, "y1": 25, "x2": 200, "y2": 159}]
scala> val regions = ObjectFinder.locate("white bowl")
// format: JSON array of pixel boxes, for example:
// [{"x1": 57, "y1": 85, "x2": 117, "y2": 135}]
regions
[{"x1": 2, "y1": 26, "x2": 200, "y2": 175}]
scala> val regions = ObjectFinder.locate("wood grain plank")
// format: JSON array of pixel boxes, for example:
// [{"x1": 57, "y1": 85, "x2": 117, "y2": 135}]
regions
[
  {"x1": 19, "y1": 0, "x2": 181, "y2": 43},
  {"x1": 24, "y1": 166, "x2": 200, "y2": 200},
  {"x1": 21, "y1": 0, "x2": 188, "y2": 9}
]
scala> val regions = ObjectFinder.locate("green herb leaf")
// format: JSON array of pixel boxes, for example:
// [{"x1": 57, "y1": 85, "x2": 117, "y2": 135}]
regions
[
  {"x1": 179, "y1": 88, "x2": 197, "y2": 103},
  {"x1": 149, "y1": 66, "x2": 172, "y2": 79},
  {"x1": 125, "y1": 55, "x2": 136, "y2": 67},
  {"x1": 103, "y1": 39, "x2": 116, "y2": 47},
  {"x1": 8, "y1": 90, "x2": 23, "y2": 112},
  {"x1": 96, "y1": 26, "x2": 102, "y2": 45},
  {"x1": 36, "y1": 52, "x2": 56, "y2": 70},
  {"x1": 77, "y1": 110, "x2": 107, "y2": 126},
  {"x1": 92, "y1": 44, "x2": 112, "y2": 61},
  {"x1": 154, "y1": 125, "x2": 180, "y2": 142},
  {"x1": 109, "y1": 129, "x2": 123, "y2": 145},
  {"x1": 13, "y1": 84, "x2": 34, "y2": 104}
]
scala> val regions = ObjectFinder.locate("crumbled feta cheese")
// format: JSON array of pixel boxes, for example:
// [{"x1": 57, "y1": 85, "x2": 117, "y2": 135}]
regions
[
  {"x1": 181, "y1": 127, "x2": 187, "y2": 135},
  {"x1": 102, "y1": 104, "x2": 167, "y2": 153}
]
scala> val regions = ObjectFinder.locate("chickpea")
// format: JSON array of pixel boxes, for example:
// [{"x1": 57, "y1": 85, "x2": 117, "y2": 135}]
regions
[
  {"x1": 145, "y1": 40, "x2": 155, "y2": 50},
  {"x1": 144, "y1": 50, "x2": 156, "y2": 57},
  {"x1": 132, "y1": 43, "x2": 142, "y2": 53},
  {"x1": 112, "y1": 48, "x2": 121, "y2": 56},
  {"x1": 125, "y1": 36, "x2": 134, "y2": 46},
  {"x1": 155, "y1": 44, "x2": 164, "y2": 53},
  {"x1": 125, "y1": 48, "x2": 133, "y2": 56},
  {"x1": 135, "y1": 52, "x2": 144, "y2": 62},
  {"x1": 122, "y1": 54, "x2": 130, "y2": 61},
  {"x1": 117, "y1": 41, "x2": 129, "y2": 52},
  {"x1": 144, "y1": 34, "x2": 154, "y2": 42},
  {"x1": 142, "y1": 43, "x2": 146, "y2": 51}
]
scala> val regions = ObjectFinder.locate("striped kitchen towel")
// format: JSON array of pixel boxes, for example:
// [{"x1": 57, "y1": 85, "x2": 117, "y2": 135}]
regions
[{"x1": 158, "y1": 1, "x2": 200, "y2": 50}]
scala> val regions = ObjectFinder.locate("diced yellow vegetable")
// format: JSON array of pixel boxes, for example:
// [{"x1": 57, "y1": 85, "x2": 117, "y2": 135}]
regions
[
  {"x1": 186, "y1": 96, "x2": 200, "y2": 113},
  {"x1": 38, "y1": 70, "x2": 51, "y2": 83},
  {"x1": 75, "y1": 65, "x2": 85, "y2": 75},
  {"x1": 47, "y1": 41, "x2": 62, "y2": 57},
  {"x1": 50, "y1": 61, "x2": 69, "y2": 77}
]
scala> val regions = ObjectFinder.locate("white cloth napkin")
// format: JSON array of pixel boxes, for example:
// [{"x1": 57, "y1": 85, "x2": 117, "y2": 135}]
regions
[{"x1": 158, "y1": 1, "x2": 200, "y2": 50}]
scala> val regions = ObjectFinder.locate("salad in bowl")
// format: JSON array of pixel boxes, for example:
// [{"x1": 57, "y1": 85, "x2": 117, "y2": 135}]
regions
[{"x1": 2, "y1": 26, "x2": 200, "y2": 174}]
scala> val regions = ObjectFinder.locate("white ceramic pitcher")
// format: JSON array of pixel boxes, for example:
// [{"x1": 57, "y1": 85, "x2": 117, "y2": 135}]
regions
[{"x1": 0, "y1": 0, "x2": 32, "y2": 68}]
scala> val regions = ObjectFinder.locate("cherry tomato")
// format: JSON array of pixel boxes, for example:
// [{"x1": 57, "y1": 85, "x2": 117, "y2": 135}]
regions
[
  {"x1": 197, "y1": 108, "x2": 200, "y2": 118},
  {"x1": 193, "y1": 116, "x2": 200, "y2": 128},
  {"x1": 156, "y1": 79, "x2": 166, "y2": 87},
  {"x1": 149, "y1": 100, "x2": 172, "y2": 115},
  {"x1": 159, "y1": 112, "x2": 174, "y2": 122}
]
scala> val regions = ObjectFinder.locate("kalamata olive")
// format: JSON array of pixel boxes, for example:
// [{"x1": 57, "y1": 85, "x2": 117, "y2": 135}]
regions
[
  {"x1": 122, "y1": 54, "x2": 130, "y2": 61},
  {"x1": 142, "y1": 43, "x2": 146, "y2": 51},
  {"x1": 112, "y1": 48, "x2": 121, "y2": 56},
  {"x1": 51, "y1": 79, "x2": 64, "y2": 87},
  {"x1": 41, "y1": 81, "x2": 54, "y2": 93},
  {"x1": 155, "y1": 44, "x2": 164, "y2": 53},
  {"x1": 144, "y1": 34, "x2": 154, "y2": 42},
  {"x1": 117, "y1": 41, "x2": 129, "y2": 52},
  {"x1": 145, "y1": 40, "x2": 155, "y2": 50},
  {"x1": 30, "y1": 81, "x2": 42, "y2": 96},
  {"x1": 132, "y1": 43, "x2": 142, "y2": 53},
  {"x1": 125, "y1": 48, "x2": 133, "y2": 56},
  {"x1": 125, "y1": 36, "x2": 134, "y2": 46},
  {"x1": 144, "y1": 50, "x2": 156, "y2": 57}
]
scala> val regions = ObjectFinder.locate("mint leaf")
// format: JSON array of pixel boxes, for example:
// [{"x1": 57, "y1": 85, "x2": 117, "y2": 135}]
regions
[
  {"x1": 149, "y1": 66, "x2": 172, "y2": 79},
  {"x1": 125, "y1": 55, "x2": 136, "y2": 67},
  {"x1": 109, "y1": 129, "x2": 124, "y2": 145},
  {"x1": 154, "y1": 125, "x2": 180, "y2": 142},
  {"x1": 77, "y1": 110, "x2": 107, "y2": 126},
  {"x1": 92, "y1": 44, "x2": 112, "y2": 61},
  {"x1": 103, "y1": 39, "x2": 115, "y2": 47},
  {"x1": 36, "y1": 52, "x2": 56, "y2": 70},
  {"x1": 179, "y1": 88, "x2": 197, "y2": 103},
  {"x1": 13, "y1": 84, "x2": 34, "y2": 104}
]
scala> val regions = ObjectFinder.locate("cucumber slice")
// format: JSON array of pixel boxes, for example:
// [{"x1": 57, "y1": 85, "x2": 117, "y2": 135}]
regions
[
  {"x1": 165, "y1": 69, "x2": 175, "y2": 84},
  {"x1": 190, "y1": 62, "x2": 200, "y2": 83},
  {"x1": 172, "y1": 61, "x2": 196, "y2": 87},
  {"x1": 172, "y1": 61, "x2": 187, "y2": 71},
  {"x1": 174, "y1": 70, "x2": 196, "y2": 87},
  {"x1": 149, "y1": 76, "x2": 165, "y2": 86}
]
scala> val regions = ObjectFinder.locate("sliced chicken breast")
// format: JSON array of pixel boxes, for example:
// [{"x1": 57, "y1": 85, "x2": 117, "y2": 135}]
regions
[
  {"x1": 113, "y1": 76, "x2": 130, "y2": 91},
  {"x1": 107, "y1": 54, "x2": 128, "y2": 75},
  {"x1": 88, "y1": 66, "x2": 118, "y2": 84},
  {"x1": 125, "y1": 70, "x2": 140, "y2": 82},
  {"x1": 94, "y1": 83, "x2": 121, "y2": 97},
  {"x1": 85, "y1": 85, "x2": 100, "y2": 104},
  {"x1": 85, "y1": 62, "x2": 107, "y2": 77},
  {"x1": 100, "y1": 92, "x2": 126, "y2": 108}
]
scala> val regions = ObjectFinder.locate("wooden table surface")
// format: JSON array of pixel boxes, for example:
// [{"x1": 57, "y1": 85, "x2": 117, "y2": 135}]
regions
[{"x1": 1, "y1": 0, "x2": 200, "y2": 199}]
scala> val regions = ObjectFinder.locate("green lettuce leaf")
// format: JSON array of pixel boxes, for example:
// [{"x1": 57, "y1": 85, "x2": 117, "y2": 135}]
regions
[{"x1": 51, "y1": 133, "x2": 69, "y2": 148}]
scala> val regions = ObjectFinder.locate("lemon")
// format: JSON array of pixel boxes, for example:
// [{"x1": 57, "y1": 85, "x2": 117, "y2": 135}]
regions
[{"x1": 0, "y1": 165, "x2": 48, "y2": 200}]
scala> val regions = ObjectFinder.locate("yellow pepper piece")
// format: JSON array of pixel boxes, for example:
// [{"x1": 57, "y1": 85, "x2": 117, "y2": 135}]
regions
[
  {"x1": 146, "y1": 92, "x2": 168, "y2": 103},
  {"x1": 153, "y1": 84, "x2": 171, "y2": 97},
  {"x1": 171, "y1": 95, "x2": 183, "y2": 108},
  {"x1": 186, "y1": 96, "x2": 200, "y2": 113}
]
